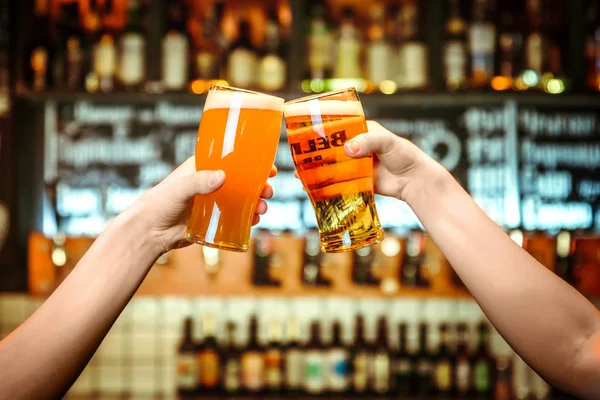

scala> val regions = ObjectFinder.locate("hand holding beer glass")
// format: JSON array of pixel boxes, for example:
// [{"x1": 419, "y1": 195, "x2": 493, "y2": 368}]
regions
[
  {"x1": 186, "y1": 85, "x2": 284, "y2": 252},
  {"x1": 284, "y1": 88, "x2": 384, "y2": 252}
]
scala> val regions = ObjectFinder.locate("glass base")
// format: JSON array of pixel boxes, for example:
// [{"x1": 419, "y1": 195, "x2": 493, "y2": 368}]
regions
[
  {"x1": 320, "y1": 228, "x2": 384, "y2": 253},
  {"x1": 185, "y1": 233, "x2": 249, "y2": 253}
]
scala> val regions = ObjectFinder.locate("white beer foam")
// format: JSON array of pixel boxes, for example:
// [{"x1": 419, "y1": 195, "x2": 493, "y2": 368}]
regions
[
  {"x1": 283, "y1": 100, "x2": 364, "y2": 118},
  {"x1": 204, "y1": 89, "x2": 284, "y2": 112}
]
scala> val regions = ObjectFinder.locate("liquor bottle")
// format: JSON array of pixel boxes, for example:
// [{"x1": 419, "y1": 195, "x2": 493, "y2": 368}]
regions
[
  {"x1": 27, "y1": 0, "x2": 53, "y2": 91},
  {"x1": 195, "y1": 1, "x2": 223, "y2": 82},
  {"x1": 327, "y1": 321, "x2": 350, "y2": 393},
  {"x1": 303, "y1": 321, "x2": 327, "y2": 394},
  {"x1": 414, "y1": 322, "x2": 434, "y2": 395},
  {"x1": 400, "y1": 0, "x2": 428, "y2": 90},
  {"x1": 366, "y1": 4, "x2": 390, "y2": 87},
  {"x1": 555, "y1": 230, "x2": 575, "y2": 285},
  {"x1": 302, "y1": 229, "x2": 329, "y2": 286},
  {"x1": 176, "y1": 318, "x2": 198, "y2": 395},
  {"x1": 52, "y1": 4, "x2": 69, "y2": 89},
  {"x1": 53, "y1": 2, "x2": 85, "y2": 91},
  {"x1": 433, "y1": 323, "x2": 453, "y2": 395},
  {"x1": 227, "y1": 17, "x2": 257, "y2": 89},
  {"x1": 118, "y1": 0, "x2": 145, "y2": 91},
  {"x1": 222, "y1": 321, "x2": 242, "y2": 394},
  {"x1": 241, "y1": 316, "x2": 265, "y2": 393},
  {"x1": 586, "y1": 0, "x2": 600, "y2": 91},
  {"x1": 252, "y1": 229, "x2": 280, "y2": 286},
  {"x1": 401, "y1": 230, "x2": 425, "y2": 288},
  {"x1": 353, "y1": 246, "x2": 378, "y2": 285},
  {"x1": 95, "y1": 0, "x2": 118, "y2": 93},
  {"x1": 264, "y1": 320, "x2": 284, "y2": 393},
  {"x1": 393, "y1": 322, "x2": 413, "y2": 394},
  {"x1": 494, "y1": 355, "x2": 514, "y2": 400},
  {"x1": 444, "y1": 0, "x2": 468, "y2": 91},
  {"x1": 258, "y1": 9, "x2": 287, "y2": 91},
  {"x1": 542, "y1": 2, "x2": 564, "y2": 79},
  {"x1": 351, "y1": 315, "x2": 370, "y2": 394},
  {"x1": 162, "y1": 0, "x2": 189, "y2": 92},
  {"x1": 471, "y1": 322, "x2": 495, "y2": 397},
  {"x1": 307, "y1": 3, "x2": 332, "y2": 80},
  {"x1": 513, "y1": 354, "x2": 532, "y2": 399},
  {"x1": 283, "y1": 317, "x2": 303, "y2": 393},
  {"x1": 524, "y1": 0, "x2": 544, "y2": 83},
  {"x1": 196, "y1": 313, "x2": 220, "y2": 392},
  {"x1": 496, "y1": 3, "x2": 523, "y2": 85},
  {"x1": 469, "y1": 0, "x2": 496, "y2": 88},
  {"x1": 333, "y1": 6, "x2": 361, "y2": 79},
  {"x1": 84, "y1": 1, "x2": 102, "y2": 93},
  {"x1": 454, "y1": 323, "x2": 471, "y2": 396},
  {"x1": 388, "y1": 3, "x2": 405, "y2": 88},
  {"x1": 372, "y1": 317, "x2": 391, "y2": 394}
]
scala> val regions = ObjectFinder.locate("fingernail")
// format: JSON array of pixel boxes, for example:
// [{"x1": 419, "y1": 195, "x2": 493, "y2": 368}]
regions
[
  {"x1": 345, "y1": 141, "x2": 360, "y2": 155},
  {"x1": 210, "y1": 170, "x2": 225, "y2": 187}
]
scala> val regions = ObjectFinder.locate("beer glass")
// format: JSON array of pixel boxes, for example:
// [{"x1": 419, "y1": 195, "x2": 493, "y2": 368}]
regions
[
  {"x1": 284, "y1": 88, "x2": 384, "y2": 253},
  {"x1": 186, "y1": 85, "x2": 284, "y2": 252}
]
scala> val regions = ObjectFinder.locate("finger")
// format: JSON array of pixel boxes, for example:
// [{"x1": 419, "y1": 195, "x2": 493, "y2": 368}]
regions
[
  {"x1": 255, "y1": 200, "x2": 268, "y2": 215},
  {"x1": 344, "y1": 120, "x2": 399, "y2": 159},
  {"x1": 294, "y1": 170, "x2": 299, "y2": 179},
  {"x1": 251, "y1": 214, "x2": 260, "y2": 226},
  {"x1": 269, "y1": 165, "x2": 278, "y2": 178},
  {"x1": 260, "y1": 184, "x2": 274, "y2": 200},
  {"x1": 177, "y1": 170, "x2": 225, "y2": 201}
]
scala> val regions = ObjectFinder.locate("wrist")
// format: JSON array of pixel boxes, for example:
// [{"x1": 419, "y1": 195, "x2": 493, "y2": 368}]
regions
[
  {"x1": 402, "y1": 155, "x2": 454, "y2": 209},
  {"x1": 108, "y1": 202, "x2": 163, "y2": 262}
]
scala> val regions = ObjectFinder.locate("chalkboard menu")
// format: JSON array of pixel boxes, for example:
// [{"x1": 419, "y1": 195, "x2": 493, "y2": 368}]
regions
[
  {"x1": 43, "y1": 99, "x2": 599, "y2": 237},
  {"x1": 373, "y1": 102, "x2": 520, "y2": 230},
  {"x1": 44, "y1": 101, "x2": 204, "y2": 234},
  {"x1": 519, "y1": 106, "x2": 600, "y2": 231}
]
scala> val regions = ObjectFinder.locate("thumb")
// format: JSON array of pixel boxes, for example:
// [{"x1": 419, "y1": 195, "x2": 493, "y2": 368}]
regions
[
  {"x1": 177, "y1": 170, "x2": 225, "y2": 201},
  {"x1": 344, "y1": 120, "x2": 400, "y2": 161}
]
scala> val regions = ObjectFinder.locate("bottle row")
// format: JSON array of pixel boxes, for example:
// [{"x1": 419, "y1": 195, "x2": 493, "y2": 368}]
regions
[
  {"x1": 22, "y1": 0, "x2": 600, "y2": 95},
  {"x1": 249, "y1": 229, "x2": 600, "y2": 297},
  {"x1": 176, "y1": 314, "x2": 551, "y2": 398},
  {"x1": 34, "y1": 228, "x2": 600, "y2": 299}
]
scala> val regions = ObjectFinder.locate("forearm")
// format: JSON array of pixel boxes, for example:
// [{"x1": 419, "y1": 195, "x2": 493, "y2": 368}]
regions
[
  {"x1": 406, "y1": 164, "x2": 600, "y2": 397},
  {"x1": 0, "y1": 205, "x2": 160, "y2": 399}
]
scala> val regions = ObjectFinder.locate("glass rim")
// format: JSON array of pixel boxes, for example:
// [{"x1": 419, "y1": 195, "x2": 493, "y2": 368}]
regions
[
  {"x1": 209, "y1": 84, "x2": 285, "y2": 103},
  {"x1": 284, "y1": 87, "x2": 358, "y2": 105}
]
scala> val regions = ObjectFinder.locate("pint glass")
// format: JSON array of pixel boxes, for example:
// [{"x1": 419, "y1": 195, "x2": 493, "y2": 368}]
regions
[
  {"x1": 284, "y1": 88, "x2": 384, "y2": 253},
  {"x1": 186, "y1": 85, "x2": 284, "y2": 252}
]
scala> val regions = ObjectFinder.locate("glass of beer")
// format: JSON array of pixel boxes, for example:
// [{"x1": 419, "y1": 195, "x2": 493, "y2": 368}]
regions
[
  {"x1": 284, "y1": 88, "x2": 384, "y2": 253},
  {"x1": 186, "y1": 85, "x2": 284, "y2": 252}
]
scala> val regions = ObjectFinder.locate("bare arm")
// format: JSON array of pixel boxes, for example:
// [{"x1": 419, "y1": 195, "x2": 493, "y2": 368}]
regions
[
  {"x1": 0, "y1": 206, "x2": 159, "y2": 399},
  {"x1": 0, "y1": 159, "x2": 275, "y2": 400},
  {"x1": 345, "y1": 122, "x2": 600, "y2": 399}
]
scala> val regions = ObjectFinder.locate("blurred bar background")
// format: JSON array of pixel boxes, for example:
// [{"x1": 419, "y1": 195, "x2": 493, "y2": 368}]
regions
[{"x1": 0, "y1": 0, "x2": 599, "y2": 398}]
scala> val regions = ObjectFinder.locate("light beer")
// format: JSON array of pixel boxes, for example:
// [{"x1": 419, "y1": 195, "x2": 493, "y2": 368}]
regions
[
  {"x1": 284, "y1": 89, "x2": 383, "y2": 252},
  {"x1": 186, "y1": 86, "x2": 283, "y2": 252}
]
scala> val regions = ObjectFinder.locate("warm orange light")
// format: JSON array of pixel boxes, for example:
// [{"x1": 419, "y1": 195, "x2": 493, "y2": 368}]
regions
[
  {"x1": 515, "y1": 76, "x2": 528, "y2": 91},
  {"x1": 364, "y1": 80, "x2": 375, "y2": 94},
  {"x1": 191, "y1": 79, "x2": 208, "y2": 94},
  {"x1": 491, "y1": 76, "x2": 512, "y2": 91}
]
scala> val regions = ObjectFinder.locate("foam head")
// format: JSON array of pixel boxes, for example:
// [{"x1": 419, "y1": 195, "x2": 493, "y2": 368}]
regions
[
  {"x1": 283, "y1": 99, "x2": 364, "y2": 118},
  {"x1": 204, "y1": 88, "x2": 284, "y2": 112}
]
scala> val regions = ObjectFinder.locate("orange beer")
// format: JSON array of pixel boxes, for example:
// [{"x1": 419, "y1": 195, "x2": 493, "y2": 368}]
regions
[
  {"x1": 186, "y1": 86, "x2": 284, "y2": 252},
  {"x1": 284, "y1": 88, "x2": 383, "y2": 252}
]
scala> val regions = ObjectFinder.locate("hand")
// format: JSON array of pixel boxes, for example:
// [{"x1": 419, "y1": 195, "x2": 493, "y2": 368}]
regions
[
  {"x1": 343, "y1": 120, "x2": 445, "y2": 203},
  {"x1": 129, "y1": 157, "x2": 276, "y2": 254}
]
